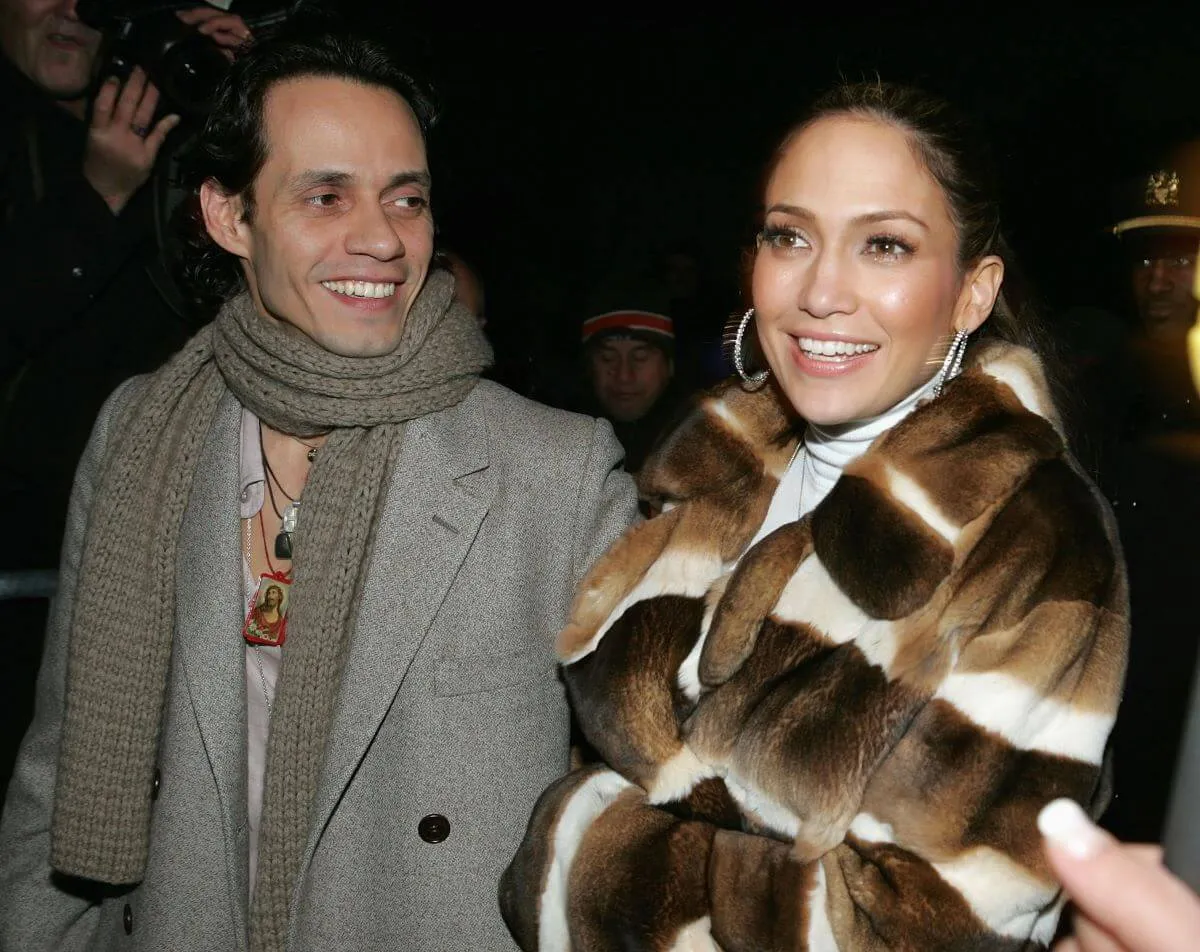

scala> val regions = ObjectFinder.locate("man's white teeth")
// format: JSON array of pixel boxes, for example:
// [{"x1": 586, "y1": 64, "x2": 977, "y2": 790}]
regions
[
  {"x1": 797, "y1": 336, "x2": 879, "y2": 358},
  {"x1": 320, "y1": 280, "x2": 396, "y2": 298}
]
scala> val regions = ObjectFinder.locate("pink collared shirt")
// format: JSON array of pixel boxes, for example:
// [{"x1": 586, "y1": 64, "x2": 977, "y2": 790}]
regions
[{"x1": 239, "y1": 408, "x2": 280, "y2": 901}]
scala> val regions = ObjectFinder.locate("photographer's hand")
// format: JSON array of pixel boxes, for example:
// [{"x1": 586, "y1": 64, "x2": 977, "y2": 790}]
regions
[
  {"x1": 176, "y1": 7, "x2": 253, "y2": 61},
  {"x1": 83, "y1": 67, "x2": 180, "y2": 215}
]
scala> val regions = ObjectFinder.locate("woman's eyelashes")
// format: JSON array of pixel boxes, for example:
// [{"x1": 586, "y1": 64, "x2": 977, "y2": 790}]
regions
[
  {"x1": 758, "y1": 224, "x2": 917, "y2": 261},
  {"x1": 864, "y1": 233, "x2": 916, "y2": 260},
  {"x1": 758, "y1": 224, "x2": 809, "y2": 251}
]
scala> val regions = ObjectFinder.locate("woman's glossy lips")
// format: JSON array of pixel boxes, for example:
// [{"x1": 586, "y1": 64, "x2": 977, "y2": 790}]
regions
[
  {"x1": 788, "y1": 334, "x2": 880, "y2": 377},
  {"x1": 795, "y1": 335, "x2": 880, "y2": 358}
]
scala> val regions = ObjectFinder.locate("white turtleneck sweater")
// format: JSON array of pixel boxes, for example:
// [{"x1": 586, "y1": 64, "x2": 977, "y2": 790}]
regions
[{"x1": 748, "y1": 374, "x2": 940, "y2": 549}]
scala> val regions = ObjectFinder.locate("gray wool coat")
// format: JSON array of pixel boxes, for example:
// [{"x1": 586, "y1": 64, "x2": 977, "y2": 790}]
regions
[{"x1": 0, "y1": 376, "x2": 638, "y2": 952}]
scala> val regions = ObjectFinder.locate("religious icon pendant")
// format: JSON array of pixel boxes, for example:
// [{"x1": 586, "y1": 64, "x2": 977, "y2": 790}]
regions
[
  {"x1": 274, "y1": 501, "x2": 299, "y2": 560},
  {"x1": 243, "y1": 571, "x2": 292, "y2": 646}
]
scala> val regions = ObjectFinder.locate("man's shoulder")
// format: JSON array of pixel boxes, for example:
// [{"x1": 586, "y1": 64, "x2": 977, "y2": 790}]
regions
[
  {"x1": 467, "y1": 379, "x2": 607, "y2": 449},
  {"x1": 100, "y1": 374, "x2": 152, "y2": 421}
]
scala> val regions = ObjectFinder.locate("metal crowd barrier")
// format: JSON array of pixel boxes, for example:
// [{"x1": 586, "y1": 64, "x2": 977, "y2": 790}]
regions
[{"x1": 0, "y1": 570, "x2": 58, "y2": 602}]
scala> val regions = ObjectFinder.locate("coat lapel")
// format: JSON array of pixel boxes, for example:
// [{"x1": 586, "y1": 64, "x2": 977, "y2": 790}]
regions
[
  {"x1": 175, "y1": 391, "x2": 250, "y2": 942},
  {"x1": 299, "y1": 393, "x2": 495, "y2": 873}
]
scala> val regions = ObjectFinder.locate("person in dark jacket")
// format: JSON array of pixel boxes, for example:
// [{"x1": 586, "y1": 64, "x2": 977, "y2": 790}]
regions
[
  {"x1": 0, "y1": 0, "x2": 250, "y2": 797},
  {"x1": 0, "y1": 0, "x2": 251, "y2": 568},
  {"x1": 1102, "y1": 138, "x2": 1200, "y2": 845}
]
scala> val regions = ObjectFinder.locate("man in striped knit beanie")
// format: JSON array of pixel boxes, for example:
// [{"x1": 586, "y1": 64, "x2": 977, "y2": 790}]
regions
[{"x1": 582, "y1": 307, "x2": 685, "y2": 474}]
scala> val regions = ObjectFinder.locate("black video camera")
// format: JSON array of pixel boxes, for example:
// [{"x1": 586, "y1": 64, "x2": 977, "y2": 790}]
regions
[{"x1": 77, "y1": 1, "x2": 295, "y2": 121}]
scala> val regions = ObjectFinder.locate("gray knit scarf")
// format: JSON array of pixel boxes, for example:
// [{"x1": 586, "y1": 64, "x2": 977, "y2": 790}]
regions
[{"x1": 49, "y1": 269, "x2": 491, "y2": 951}]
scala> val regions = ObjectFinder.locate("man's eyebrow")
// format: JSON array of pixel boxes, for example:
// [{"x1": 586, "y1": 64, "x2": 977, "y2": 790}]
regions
[
  {"x1": 284, "y1": 169, "x2": 431, "y2": 193},
  {"x1": 383, "y1": 170, "x2": 432, "y2": 191},
  {"x1": 287, "y1": 169, "x2": 354, "y2": 193}
]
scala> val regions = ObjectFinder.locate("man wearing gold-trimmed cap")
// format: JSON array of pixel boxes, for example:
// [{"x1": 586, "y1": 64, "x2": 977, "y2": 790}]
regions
[
  {"x1": 1103, "y1": 137, "x2": 1200, "y2": 848},
  {"x1": 1113, "y1": 140, "x2": 1200, "y2": 339}
]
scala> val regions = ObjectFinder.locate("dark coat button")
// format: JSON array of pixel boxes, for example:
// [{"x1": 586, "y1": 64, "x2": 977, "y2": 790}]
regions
[
  {"x1": 123, "y1": 903, "x2": 133, "y2": 934},
  {"x1": 152, "y1": 768, "x2": 161, "y2": 801},
  {"x1": 418, "y1": 814, "x2": 450, "y2": 843}
]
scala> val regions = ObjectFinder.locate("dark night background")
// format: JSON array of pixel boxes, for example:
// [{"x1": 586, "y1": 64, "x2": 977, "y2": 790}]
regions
[
  {"x1": 2, "y1": 0, "x2": 1198, "y2": 856},
  {"x1": 307, "y1": 2, "x2": 1200, "y2": 401}
]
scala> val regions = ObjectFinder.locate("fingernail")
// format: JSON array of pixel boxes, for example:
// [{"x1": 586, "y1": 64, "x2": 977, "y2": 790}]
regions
[{"x1": 1038, "y1": 798, "x2": 1107, "y2": 861}]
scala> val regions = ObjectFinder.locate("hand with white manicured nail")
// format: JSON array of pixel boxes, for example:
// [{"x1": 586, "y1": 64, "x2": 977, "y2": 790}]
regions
[{"x1": 1039, "y1": 798, "x2": 1200, "y2": 952}]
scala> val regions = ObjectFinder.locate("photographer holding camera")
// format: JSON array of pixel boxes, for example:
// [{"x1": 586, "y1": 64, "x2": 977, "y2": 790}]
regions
[{"x1": 0, "y1": 0, "x2": 250, "y2": 795}]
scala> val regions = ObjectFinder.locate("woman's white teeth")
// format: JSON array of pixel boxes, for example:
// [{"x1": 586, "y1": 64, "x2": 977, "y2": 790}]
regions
[
  {"x1": 321, "y1": 280, "x2": 396, "y2": 298},
  {"x1": 797, "y1": 336, "x2": 879, "y2": 358}
]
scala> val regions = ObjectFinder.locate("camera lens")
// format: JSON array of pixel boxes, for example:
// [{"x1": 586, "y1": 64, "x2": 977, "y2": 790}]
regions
[{"x1": 157, "y1": 35, "x2": 230, "y2": 116}]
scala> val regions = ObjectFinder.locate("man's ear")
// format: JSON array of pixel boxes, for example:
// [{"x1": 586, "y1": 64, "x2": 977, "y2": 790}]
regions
[
  {"x1": 199, "y1": 179, "x2": 251, "y2": 259},
  {"x1": 956, "y1": 254, "x2": 1005, "y2": 334}
]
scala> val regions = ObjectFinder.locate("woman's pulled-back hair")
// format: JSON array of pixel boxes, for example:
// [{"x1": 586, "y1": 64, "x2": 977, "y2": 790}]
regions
[{"x1": 174, "y1": 29, "x2": 438, "y2": 307}]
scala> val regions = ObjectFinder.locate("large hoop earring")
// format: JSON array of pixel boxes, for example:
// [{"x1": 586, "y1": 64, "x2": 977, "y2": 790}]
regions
[
  {"x1": 732, "y1": 307, "x2": 770, "y2": 389},
  {"x1": 932, "y1": 328, "x2": 969, "y2": 398}
]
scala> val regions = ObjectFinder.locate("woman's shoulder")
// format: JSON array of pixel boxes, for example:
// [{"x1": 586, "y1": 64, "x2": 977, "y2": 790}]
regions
[{"x1": 638, "y1": 378, "x2": 798, "y2": 508}]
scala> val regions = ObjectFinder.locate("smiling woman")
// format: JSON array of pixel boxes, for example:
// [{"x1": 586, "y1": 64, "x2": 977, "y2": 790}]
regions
[
  {"x1": 501, "y1": 81, "x2": 1129, "y2": 952},
  {"x1": 752, "y1": 114, "x2": 997, "y2": 425}
]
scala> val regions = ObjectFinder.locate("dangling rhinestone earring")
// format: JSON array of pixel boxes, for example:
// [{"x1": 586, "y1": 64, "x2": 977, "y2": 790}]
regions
[
  {"x1": 732, "y1": 307, "x2": 770, "y2": 388},
  {"x1": 932, "y1": 328, "x2": 970, "y2": 398}
]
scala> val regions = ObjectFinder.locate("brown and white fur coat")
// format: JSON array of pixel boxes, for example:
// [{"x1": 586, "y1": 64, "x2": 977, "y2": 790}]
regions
[{"x1": 500, "y1": 341, "x2": 1129, "y2": 951}]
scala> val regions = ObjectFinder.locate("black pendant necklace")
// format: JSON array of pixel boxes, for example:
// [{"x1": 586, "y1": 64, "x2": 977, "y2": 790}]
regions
[
  {"x1": 275, "y1": 501, "x2": 298, "y2": 559},
  {"x1": 264, "y1": 470, "x2": 297, "y2": 559},
  {"x1": 297, "y1": 432, "x2": 322, "y2": 465},
  {"x1": 262, "y1": 425, "x2": 303, "y2": 559}
]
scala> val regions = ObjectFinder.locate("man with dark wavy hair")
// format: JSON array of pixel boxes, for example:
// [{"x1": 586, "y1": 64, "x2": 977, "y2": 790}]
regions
[{"x1": 0, "y1": 27, "x2": 636, "y2": 952}]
